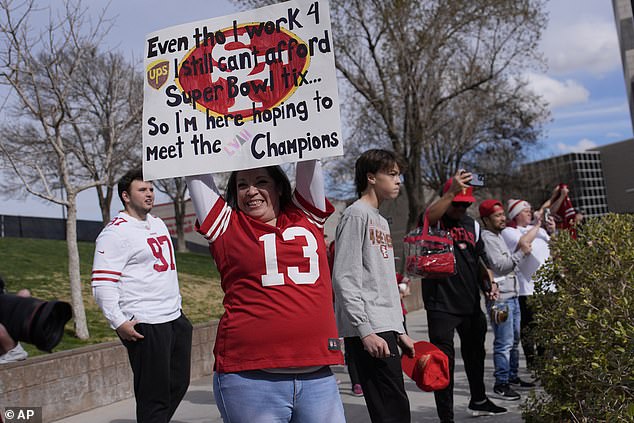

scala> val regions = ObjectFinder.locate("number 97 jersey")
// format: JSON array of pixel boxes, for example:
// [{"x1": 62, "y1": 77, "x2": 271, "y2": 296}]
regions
[
  {"x1": 91, "y1": 212, "x2": 182, "y2": 327},
  {"x1": 197, "y1": 192, "x2": 343, "y2": 373}
]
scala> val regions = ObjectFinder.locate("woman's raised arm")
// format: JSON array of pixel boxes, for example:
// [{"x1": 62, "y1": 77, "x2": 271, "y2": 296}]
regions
[
  {"x1": 295, "y1": 159, "x2": 326, "y2": 212},
  {"x1": 185, "y1": 174, "x2": 221, "y2": 222}
]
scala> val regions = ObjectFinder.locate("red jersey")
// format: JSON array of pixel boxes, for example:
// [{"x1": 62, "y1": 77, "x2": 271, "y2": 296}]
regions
[{"x1": 197, "y1": 191, "x2": 343, "y2": 372}]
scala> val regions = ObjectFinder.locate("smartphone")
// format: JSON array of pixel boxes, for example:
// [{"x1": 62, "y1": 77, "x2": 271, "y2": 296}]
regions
[
  {"x1": 543, "y1": 208, "x2": 551, "y2": 222},
  {"x1": 468, "y1": 173, "x2": 485, "y2": 187}
]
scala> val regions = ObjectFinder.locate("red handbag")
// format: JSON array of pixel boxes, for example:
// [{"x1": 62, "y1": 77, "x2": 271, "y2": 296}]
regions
[{"x1": 404, "y1": 213, "x2": 456, "y2": 278}]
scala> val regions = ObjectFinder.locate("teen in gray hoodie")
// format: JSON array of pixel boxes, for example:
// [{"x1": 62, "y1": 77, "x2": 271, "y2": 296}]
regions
[{"x1": 332, "y1": 149, "x2": 415, "y2": 423}]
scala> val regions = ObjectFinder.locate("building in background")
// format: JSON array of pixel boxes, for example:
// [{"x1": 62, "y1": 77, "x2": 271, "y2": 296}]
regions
[
  {"x1": 521, "y1": 138, "x2": 634, "y2": 217},
  {"x1": 613, "y1": 0, "x2": 634, "y2": 131},
  {"x1": 521, "y1": 151, "x2": 609, "y2": 218},
  {"x1": 593, "y1": 138, "x2": 634, "y2": 213}
]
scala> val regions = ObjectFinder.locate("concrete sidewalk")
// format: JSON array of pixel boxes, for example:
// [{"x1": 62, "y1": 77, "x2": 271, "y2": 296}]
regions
[{"x1": 54, "y1": 308, "x2": 528, "y2": 422}]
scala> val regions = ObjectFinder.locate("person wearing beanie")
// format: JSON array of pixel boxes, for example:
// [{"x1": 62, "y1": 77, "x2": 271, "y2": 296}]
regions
[
  {"x1": 479, "y1": 200, "x2": 535, "y2": 400},
  {"x1": 422, "y1": 170, "x2": 507, "y2": 421},
  {"x1": 501, "y1": 198, "x2": 555, "y2": 371},
  {"x1": 506, "y1": 199, "x2": 531, "y2": 222}
]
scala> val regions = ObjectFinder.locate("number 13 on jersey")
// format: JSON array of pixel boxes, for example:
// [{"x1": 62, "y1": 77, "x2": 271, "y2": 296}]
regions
[{"x1": 259, "y1": 227, "x2": 320, "y2": 287}]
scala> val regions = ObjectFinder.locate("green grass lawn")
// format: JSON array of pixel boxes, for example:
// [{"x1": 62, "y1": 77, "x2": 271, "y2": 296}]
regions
[{"x1": 0, "y1": 237, "x2": 224, "y2": 358}]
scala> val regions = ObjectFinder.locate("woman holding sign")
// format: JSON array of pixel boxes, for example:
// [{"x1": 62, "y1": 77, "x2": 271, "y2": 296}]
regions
[{"x1": 186, "y1": 160, "x2": 345, "y2": 423}]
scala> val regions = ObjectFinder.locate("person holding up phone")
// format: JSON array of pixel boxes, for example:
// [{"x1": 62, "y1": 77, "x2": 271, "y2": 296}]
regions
[
  {"x1": 421, "y1": 169, "x2": 506, "y2": 421},
  {"x1": 502, "y1": 199, "x2": 555, "y2": 372}
]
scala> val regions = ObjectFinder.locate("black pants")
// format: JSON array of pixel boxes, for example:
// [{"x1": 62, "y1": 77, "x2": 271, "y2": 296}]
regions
[
  {"x1": 122, "y1": 313, "x2": 193, "y2": 423},
  {"x1": 344, "y1": 337, "x2": 361, "y2": 386},
  {"x1": 345, "y1": 331, "x2": 410, "y2": 423},
  {"x1": 518, "y1": 295, "x2": 544, "y2": 370},
  {"x1": 427, "y1": 310, "x2": 487, "y2": 422}
]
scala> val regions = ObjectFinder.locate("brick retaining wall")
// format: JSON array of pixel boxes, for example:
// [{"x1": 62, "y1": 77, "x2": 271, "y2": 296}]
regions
[{"x1": 0, "y1": 320, "x2": 218, "y2": 423}]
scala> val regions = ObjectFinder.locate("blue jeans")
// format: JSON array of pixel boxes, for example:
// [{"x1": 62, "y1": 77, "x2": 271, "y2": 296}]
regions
[
  {"x1": 213, "y1": 366, "x2": 345, "y2": 423},
  {"x1": 488, "y1": 297, "x2": 520, "y2": 385}
]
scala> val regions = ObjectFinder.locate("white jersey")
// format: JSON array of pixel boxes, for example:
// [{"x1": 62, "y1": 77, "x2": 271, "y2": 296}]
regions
[{"x1": 91, "y1": 211, "x2": 182, "y2": 329}]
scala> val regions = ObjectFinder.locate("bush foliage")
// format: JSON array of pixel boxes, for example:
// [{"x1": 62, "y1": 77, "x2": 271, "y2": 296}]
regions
[{"x1": 523, "y1": 214, "x2": 634, "y2": 422}]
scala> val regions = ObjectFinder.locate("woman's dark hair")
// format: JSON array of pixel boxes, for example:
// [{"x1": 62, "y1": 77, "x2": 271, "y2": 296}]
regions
[
  {"x1": 225, "y1": 166, "x2": 293, "y2": 211},
  {"x1": 117, "y1": 168, "x2": 144, "y2": 203},
  {"x1": 354, "y1": 149, "x2": 407, "y2": 198}
]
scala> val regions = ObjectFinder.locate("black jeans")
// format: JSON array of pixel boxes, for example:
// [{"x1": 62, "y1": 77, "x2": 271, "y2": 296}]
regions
[
  {"x1": 518, "y1": 295, "x2": 544, "y2": 370},
  {"x1": 345, "y1": 331, "x2": 410, "y2": 423},
  {"x1": 427, "y1": 309, "x2": 487, "y2": 422},
  {"x1": 344, "y1": 337, "x2": 362, "y2": 386},
  {"x1": 122, "y1": 313, "x2": 193, "y2": 423}
]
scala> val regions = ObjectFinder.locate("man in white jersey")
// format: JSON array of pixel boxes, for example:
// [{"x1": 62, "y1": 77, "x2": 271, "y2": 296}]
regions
[{"x1": 92, "y1": 169, "x2": 192, "y2": 423}]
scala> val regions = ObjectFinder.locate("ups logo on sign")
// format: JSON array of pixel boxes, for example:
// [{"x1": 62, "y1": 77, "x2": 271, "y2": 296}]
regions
[{"x1": 147, "y1": 60, "x2": 169, "y2": 90}]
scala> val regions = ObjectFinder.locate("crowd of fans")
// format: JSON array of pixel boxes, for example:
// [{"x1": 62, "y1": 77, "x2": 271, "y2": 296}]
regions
[{"x1": 1, "y1": 152, "x2": 586, "y2": 423}]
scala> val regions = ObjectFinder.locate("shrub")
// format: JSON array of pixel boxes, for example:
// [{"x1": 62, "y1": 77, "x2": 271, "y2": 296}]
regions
[{"x1": 522, "y1": 213, "x2": 634, "y2": 422}]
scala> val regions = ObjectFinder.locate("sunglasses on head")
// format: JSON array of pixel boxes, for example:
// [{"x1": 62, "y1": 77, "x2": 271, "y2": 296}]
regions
[{"x1": 451, "y1": 202, "x2": 471, "y2": 209}]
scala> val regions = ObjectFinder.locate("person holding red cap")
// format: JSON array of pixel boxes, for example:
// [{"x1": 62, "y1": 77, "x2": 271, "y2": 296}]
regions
[
  {"x1": 479, "y1": 199, "x2": 535, "y2": 401},
  {"x1": 332, "y1": 149, "x2": 415, "y2": 423},
  {"x1": 421, "y1": 170, "x2": 506, "y2": 421}
]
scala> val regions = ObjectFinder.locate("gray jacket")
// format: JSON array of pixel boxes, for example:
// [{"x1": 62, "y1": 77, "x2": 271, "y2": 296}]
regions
[{"x1": 481, "y1": 228, "x2": 523, "y2": 300}]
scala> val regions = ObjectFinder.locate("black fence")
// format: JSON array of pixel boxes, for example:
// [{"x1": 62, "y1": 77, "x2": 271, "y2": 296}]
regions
[
  {"x1": 0, "y1": 215, "x2": 207, "y2": 254},
  {"x1": 0, "y1": 215, "x2": 103, "y2": 242}
]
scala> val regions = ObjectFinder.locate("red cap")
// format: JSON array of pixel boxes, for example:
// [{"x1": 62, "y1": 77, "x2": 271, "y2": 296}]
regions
[
  {"x1": 401, "y1": 341, "x2": 450, "y2": 392},
  {"x1": 443, "y1": 179, "x2": 475, "y2": 203},
  {"x1": 478, "y1": 199, "x2": 504, "y2": 218}
]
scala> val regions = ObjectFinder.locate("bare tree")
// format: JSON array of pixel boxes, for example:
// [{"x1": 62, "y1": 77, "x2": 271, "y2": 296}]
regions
[
  {"x1": 154, "y1": 177, "x2": 188, "y2": 252},
  {"x1": 0, "y1": 0, "x2": 127, "y2": 339},
  {"x1": 420, "y1": 76, "x2": 548, "y2": 192},
  {"x1": 235, "y1": 0, "x2": 549, "y2": 228},
  {"x1": 69, "y1": 47, "x2": 143, "y2": 225}
]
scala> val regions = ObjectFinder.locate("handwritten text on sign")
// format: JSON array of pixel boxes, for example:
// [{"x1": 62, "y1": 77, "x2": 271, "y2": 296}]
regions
[{"x1": 142, "y1": 0, "x2": 342, "y2": 180}]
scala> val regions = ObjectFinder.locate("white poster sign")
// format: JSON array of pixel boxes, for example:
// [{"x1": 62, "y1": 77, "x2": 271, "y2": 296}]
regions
[
  {"x1": 142, "y1": 0, "x2": 343, "y2": 180},
  {"x1": 518, "y1": 238, "x2": 550, "y2": 280}
]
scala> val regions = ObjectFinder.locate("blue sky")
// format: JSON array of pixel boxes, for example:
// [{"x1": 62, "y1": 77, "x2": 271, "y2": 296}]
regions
[
  {"x1": 1, "y1": 0, "x2": 632, "y2": 220},
  {"x1": 528, "y1": 0, "x2": 633, "y2": 156}
]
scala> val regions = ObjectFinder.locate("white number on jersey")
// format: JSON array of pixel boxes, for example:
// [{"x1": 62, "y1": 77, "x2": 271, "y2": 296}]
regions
[{"x1": 259, "y1": 227, "x2": 320, "y2": 287}]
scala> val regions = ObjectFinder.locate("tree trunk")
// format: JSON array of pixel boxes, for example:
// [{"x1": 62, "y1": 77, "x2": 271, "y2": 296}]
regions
[
  {"x1": 174, "y1": 195, "x2": 187, "y2": 252},
  {"x1": 403, "y1": 147, "x2": 426, "y2": 230},
  {"x1": 65, "y1": 194, "x2": 90, "y2": 340},
  {"x1": 96, "y1": 184, "x2": 113, "y2": 226}
]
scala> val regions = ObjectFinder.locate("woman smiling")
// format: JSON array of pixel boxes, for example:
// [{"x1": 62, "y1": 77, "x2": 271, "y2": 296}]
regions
[{"x1": 186, "y1": 160, "x2": 345, "y2": 423}]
